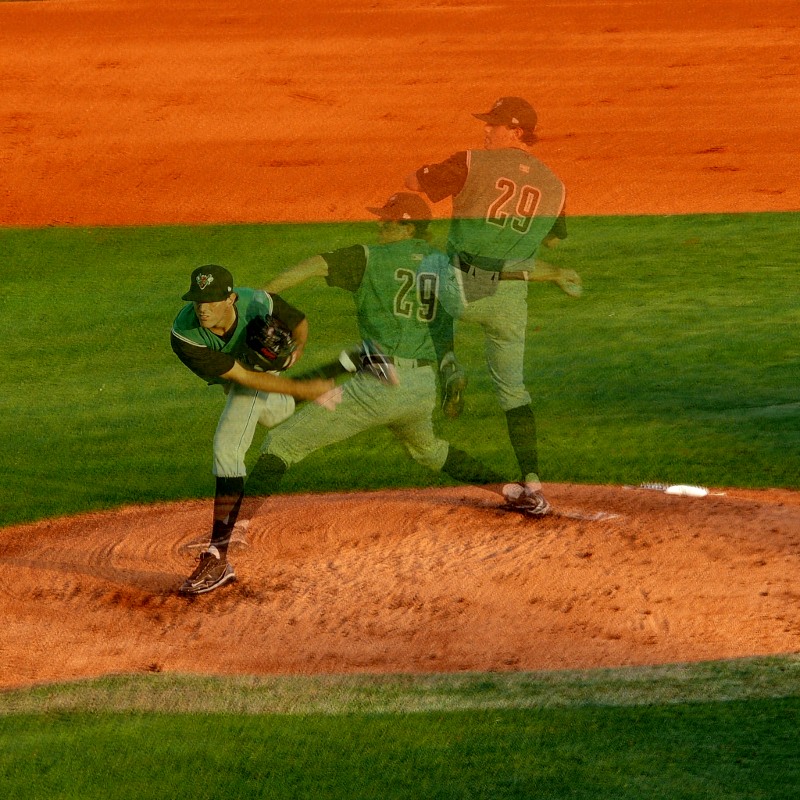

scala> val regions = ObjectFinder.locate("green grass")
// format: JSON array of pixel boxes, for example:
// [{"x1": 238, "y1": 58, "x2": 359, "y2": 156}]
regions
[
  {"x1": 1, "y1": 658, "x2": 799, "y2": 799},
  {"x1": 2, "y1": 656, "x2": 798, "y2": 716},
  {"x1": 2, "y1": 212, "x2": 799, "y2": 525}
]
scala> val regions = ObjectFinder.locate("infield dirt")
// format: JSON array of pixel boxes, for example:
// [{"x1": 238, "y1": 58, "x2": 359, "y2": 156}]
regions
[{"x1": 1, "y1": 0, "x2": 798, "y2": 688}]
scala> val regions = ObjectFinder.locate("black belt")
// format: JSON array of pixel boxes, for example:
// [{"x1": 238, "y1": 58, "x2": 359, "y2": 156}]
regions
[
  {"x1": 456, "y1": 251, "x2": 506, "y2": 271},
  {"x1": 455, "y1": 254, "x2": 529, "y2": 282}
]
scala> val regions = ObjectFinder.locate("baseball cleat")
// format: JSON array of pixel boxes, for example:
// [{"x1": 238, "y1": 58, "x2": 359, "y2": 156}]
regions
[
  {"x1": 357, "y1": 339, "x2": 399, "y2": 386},
  {"x1": 440, "y1": 352, "x2": 467, "y2": 418},
  {"x1": 178, "y1": 547, "x2": 236, "y2": 595},
  {"x1": 501, "y1": 482, "x2": 552, "y2": 517}
]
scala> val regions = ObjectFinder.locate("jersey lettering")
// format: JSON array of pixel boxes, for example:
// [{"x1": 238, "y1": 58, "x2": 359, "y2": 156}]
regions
[
  {"x1": 394, "y1": 268, "x2": 439, "y2": 322},
  {"x1": 486, "y1": 178, "x2": 542, "y2": 236},
  {"x1": 393, "y1": 268, "x2": 415, "y2": 318},
  {"x1": 416, "y1": 272, "x2": 438, "y2": 322},
  {"x1": 486, "y1": 178, "x2": 515, "y2": 226}
]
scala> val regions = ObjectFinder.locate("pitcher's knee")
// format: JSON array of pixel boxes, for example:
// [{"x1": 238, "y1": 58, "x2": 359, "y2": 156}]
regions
[
  {"x1": 496, "y1": 386, "x2": 532, "y2": 412},
  {"x1": 406, "y1": 439, "x2": 449, "y2": 472}
]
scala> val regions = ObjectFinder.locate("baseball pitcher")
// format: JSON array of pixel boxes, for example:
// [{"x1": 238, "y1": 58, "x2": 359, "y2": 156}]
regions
[
  {"x1": 406, "y1": 96, "x2": 582, "y2": 516},
  {"x1": 171, "y1": 264, "x2": 335, "y2": 594}
]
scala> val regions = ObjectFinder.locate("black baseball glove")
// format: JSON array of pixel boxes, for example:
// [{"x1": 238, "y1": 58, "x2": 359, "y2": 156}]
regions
[{"x1": 238, "y1": 315, "x2": 297, "y2": 372}]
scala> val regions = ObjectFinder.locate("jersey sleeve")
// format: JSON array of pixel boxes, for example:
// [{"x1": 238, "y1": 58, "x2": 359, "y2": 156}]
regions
[
  {"x1": 170, "y1": 330, "x2": 236, "y2": 382},
  {"x1": 269, "y1": 293, "x2": 306, "y2": 331},
  {"x1": 415, "y1": 151, "x2": 469, "y2": 203},
  {"x1": 322, "y1": 244, "x2": 368, "y2": 292}
]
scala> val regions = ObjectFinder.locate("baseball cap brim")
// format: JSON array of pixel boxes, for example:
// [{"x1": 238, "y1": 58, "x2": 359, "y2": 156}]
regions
[
  {"x1": 366, "y1": 192, "x2": 432, "y2": 222},
  {"x1": 473, "y1": 111, "x2": 534, "y2": 127},
  {"x1": 365, "y1": 206, "x2": 429, "y2": 221},
  {"x1": 182, "y1": 287, "x2": 231, "y2": 302},
  {"x1": 472, "y1": 97, "x2": 538, "y2": 129}
]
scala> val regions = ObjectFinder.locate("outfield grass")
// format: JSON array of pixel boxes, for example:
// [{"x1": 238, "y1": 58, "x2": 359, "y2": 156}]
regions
[
  {"x1": 1, "y1": 658, "x2": 798, "y2": 799},
  {"x1": 3, "y1": 212, "x2": 799, "y2": 526}
]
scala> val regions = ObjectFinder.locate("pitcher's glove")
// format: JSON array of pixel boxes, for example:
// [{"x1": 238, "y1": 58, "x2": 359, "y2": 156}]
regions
[{"x1": 239, "y1": 315, "x2": 297, "y2": 372}]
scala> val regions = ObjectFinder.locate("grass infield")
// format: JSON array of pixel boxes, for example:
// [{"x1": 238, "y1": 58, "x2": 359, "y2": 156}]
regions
[{"x1": 3, "y1": 212, "x2": 799, "y2": 525}]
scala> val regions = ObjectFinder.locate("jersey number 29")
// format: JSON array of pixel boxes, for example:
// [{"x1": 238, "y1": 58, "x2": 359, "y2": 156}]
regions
[
  {"x1": 486, "y1": 178, "x2": 542, "y2": 235},
  {"x1": 394, "y1": 269, "x2": 439, "y2": 322}
]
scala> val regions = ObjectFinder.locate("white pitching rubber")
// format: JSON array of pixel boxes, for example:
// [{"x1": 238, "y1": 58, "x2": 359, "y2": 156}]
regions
[{"x1": 665, "y1": 485, "x2": 709, "y2": 498}]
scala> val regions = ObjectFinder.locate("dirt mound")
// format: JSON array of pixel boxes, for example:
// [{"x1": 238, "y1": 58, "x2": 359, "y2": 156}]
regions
[{"x1": 2, "y1": 485, "x2": 798, "y2": 689}]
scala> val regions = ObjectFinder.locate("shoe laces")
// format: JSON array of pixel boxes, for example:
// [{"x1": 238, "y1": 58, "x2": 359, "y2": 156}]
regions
[{"x1": 189, "y1": 550, "x2": 220, "y2": 579}]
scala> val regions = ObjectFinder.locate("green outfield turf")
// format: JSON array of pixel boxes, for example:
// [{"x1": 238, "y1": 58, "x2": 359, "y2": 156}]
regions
[
  {"x1": 1, "y1": 658, "x2": 799, "y2": 799},
  {"x1": 3, "y1": 211, "x2": 799, "y2": 525}
]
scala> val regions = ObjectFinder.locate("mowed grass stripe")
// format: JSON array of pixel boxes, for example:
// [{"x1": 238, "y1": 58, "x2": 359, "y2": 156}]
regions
[{"x1": 2, "y1": 656, "x2": 798, "y2": 716}]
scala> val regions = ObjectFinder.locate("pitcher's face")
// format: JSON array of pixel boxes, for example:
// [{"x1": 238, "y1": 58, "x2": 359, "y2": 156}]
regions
[
  {"x1": 194, "y1": 295, "x2": 235, "y2": 335},
  {"x1": 483, "y1": 123, "x2": 522, "y2": 150}
]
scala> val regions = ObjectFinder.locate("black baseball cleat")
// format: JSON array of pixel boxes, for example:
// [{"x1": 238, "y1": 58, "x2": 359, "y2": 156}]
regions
[{"x1": 178, "y1": 547, "x2": 236, "y2": 595}]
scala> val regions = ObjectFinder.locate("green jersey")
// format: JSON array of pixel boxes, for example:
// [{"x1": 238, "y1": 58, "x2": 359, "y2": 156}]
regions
[
  {"x1": 448, "y1": 149, "x2": 566, "y2": 266},
  {"x1": 171, "y1": 288, "x2": 300, "y2": 384},
  {"x1": 323, "y1": 239, "x2": 448, "y2": 362}
]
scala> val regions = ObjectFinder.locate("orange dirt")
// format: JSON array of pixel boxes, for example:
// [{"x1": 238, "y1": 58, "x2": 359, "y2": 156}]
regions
[
  {"x1": 2, "y1": 485, "x2": 800, "y2": 688},
  {"x1": 1, "y1": 0, "x2": 798, "y2": 688}
]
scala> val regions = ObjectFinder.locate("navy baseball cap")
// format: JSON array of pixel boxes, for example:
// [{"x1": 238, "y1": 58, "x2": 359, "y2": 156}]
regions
[
  {"x1": 473, "y1": 97, "x2": 538, "y2": 130},
  {"x1": 366, "y1": 192, "x2": 432, "y2": 222},
  {"x1": 182, "y1": 265, "x2": 234, "y2": 302}
]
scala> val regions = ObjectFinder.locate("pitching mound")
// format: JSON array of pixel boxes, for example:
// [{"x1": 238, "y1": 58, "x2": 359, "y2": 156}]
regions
[{"x1": 2, "y1": 484, "x2": 798, "y2": 689}]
